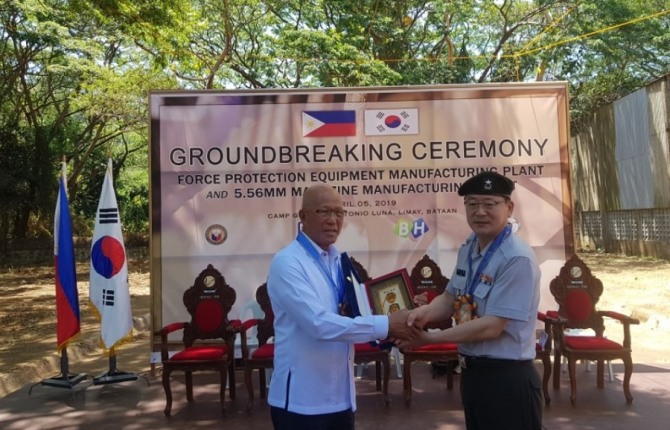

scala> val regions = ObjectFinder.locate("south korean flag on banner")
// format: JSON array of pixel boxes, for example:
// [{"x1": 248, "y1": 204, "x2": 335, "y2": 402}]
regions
[
  {"x1": 89, "y1": 158, "x2": 133, "y2": 350},
  {"x1": 364, "y1": 108, "x2": 419, "y2": 136}
]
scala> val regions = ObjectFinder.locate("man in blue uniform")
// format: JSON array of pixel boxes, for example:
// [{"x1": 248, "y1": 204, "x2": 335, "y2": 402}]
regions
[{"x1": 398, "y1": 171, "x2": 542, "y2": 430}]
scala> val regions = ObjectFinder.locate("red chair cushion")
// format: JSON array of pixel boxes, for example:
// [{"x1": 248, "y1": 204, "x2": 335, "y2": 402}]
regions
[
  {"x1": 194, "y1": 300, "x2": 225, "y2": 333},
  {"x1": 411, "y1": 342, "x2": 458, "y2": 352},
  {"x1": 251, "y1": 343, "x2": 274, "y2": 359},
  {"x1": 565, "y1": 289, "x2": 593, "y2": 322},
  {"x1": 171, "y1": 345, "x2": 228, "y2": 361},
  {"x1": 354, "y1": 343, "x2": 382, "y2": 353},
  {"x1": 565, "y1": 335, "x2": 622, "y2": 350},
  {"x1": 546, "y1": 310, "x2": 559, "y2": 319}
]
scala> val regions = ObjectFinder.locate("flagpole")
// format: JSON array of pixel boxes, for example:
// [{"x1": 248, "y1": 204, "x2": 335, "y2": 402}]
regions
[
  {"x1": 30, "y1": 158, "x2": 89, "y2": 395},
  {"x1": 29, "y1": 349, "x2": 89, "y2": 394},
  {"x1": 93, "y1": 346, "x2": 148, "y2": 385}
]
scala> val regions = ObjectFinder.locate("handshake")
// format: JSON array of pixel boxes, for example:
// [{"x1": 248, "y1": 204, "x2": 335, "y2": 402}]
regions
[{"x1": 386, "y1": 308, "x2": 426, "y2": 347}]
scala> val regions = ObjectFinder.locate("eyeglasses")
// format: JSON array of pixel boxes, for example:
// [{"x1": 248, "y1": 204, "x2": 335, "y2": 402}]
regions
[
  {"x1": 314, "y1": 209, "x2": 347, "y2": 219},
  {"x1": 464, "y1": 200, "x2": 506, "y2": 211}
]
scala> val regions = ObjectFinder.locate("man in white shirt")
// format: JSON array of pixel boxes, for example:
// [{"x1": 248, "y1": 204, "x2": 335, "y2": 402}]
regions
[{"x1": 267, "y1": 184, "x2": 416, "y2": 430}]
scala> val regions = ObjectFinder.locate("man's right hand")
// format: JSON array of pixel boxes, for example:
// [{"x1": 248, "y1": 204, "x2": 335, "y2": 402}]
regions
[{"x1": 387, "y1": 309, "x2": 422, "y2": 341}]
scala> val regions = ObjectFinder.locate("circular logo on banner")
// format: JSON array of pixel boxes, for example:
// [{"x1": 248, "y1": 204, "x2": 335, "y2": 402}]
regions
[
  {"x1": 91, "y1": 236, "x2": 126, "y2": 279},
  {"x1": 205, "y1": 224, "x2": 228, "y2": 245},
  {"x1": 384, "y1": 115, "x2": 402, "y2": 129}
]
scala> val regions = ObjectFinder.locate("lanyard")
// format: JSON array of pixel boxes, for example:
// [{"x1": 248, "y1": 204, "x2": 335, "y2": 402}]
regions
[
  {"x1": 296, "y1": 231, "x2": 344, "y2": 304},
  {"x1": 465, "y1": 224, "x2": 512, "y2": 296}
]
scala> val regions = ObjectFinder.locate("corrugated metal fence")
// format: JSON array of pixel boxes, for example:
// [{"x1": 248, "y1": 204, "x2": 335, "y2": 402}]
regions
[{"x1": 571, "y1": 73, "x2": 670, "y2": 260}]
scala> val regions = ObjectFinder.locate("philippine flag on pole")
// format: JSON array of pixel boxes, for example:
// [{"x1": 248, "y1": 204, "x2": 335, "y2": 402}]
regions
[
  {"x1": 54, "y1": 162, "x2": 81, "y2": 352},
  {"x1": 89, "y1": 159, "x2": 132, "y2": 350},
  {"x1": 302, "y1": 110, "x2": 356, "y2": 137},
  {"x1": 364, "y1": 108, "x2": 419, "y2": 136}
]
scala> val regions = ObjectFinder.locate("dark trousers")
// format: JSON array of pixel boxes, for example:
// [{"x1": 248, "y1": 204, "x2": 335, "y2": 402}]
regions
[
  {"x1": 460, "y1": 359, "x2": 542, "y2": 430},
  {"x1": 271, "y1": 406, "x2": 355, "y2": 430}
]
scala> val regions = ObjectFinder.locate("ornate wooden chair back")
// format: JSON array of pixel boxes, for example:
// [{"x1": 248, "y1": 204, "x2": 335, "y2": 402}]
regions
[
  {"x1": 154, "y1": 264, "x2": 239, "y2": 417},
  {"x1": 548, "y1": 254, "x2": 639, "y2": 405}
]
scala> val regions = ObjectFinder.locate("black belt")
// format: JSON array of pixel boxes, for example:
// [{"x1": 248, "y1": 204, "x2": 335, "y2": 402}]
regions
[{"x1": 458, "y1": 354, "x2": 531, "y2": 370}]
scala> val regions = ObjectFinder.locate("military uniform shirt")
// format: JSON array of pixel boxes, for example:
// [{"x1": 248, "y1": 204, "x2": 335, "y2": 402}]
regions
[{"x1": 447, "y1": 228, "x2": 541, "y2": 360}]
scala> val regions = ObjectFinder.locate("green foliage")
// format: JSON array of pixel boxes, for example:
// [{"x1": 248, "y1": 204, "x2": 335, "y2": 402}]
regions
[
  {"x1": 1, "y1": 0, "x2": 669, "y2": 242},
  {"x1": 116, "y1": 165, "x2": 149, "y2": 234},
  {"x1": 0, "y1": 123, "x2": 33, "y2": 214},
  {"x1": 274, "y1": 29, "x2": 402, "y2": 87}
]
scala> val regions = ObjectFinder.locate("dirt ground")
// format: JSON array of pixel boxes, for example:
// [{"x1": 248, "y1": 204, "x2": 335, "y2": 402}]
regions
[
  {"x1": 1, "y1": 252, "x2": 669, "y2": 396},
  {"x1": 0, "y1": 260, "x2": 151, "y2": 380}
]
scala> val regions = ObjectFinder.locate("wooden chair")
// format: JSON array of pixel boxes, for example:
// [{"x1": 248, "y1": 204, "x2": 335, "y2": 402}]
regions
[
  {"x1": 547, "y1": 254, "x2": 640, "y2": 405},
  {"x1": 350, "y1": 257, "x2": 391, "y2": 406},
  {"x1": 402, "y1": 255, "x2": 458, "y2": 406},
  {"x1": 536, "y1": 311, "x2": 553, "y2": 405},
  {"x1": 154, "y1": 264, "x2": 241, "y2": 416},
  {"x1": 241, "y1": 283, "x2": 275, "y2": 411}
]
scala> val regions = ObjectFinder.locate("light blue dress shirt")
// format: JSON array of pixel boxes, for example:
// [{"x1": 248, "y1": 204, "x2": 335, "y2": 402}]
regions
[
  {"x1": 267, "y1": 234, "x2": 389, "y2": 414},
  {"x1": 447, "y1": 229, "x2": 541, "y2": 360}
]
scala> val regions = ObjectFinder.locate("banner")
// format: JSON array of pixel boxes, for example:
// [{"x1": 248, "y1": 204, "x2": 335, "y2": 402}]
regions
[
  {"x1": 150, "y1": 84, "x2": 572, "y2": 340},
  {"x1": 54, "y1": 162, "x2": 80, "y2": 352},
  {"x1": 90, "y1": 159, "x2": 132, "y2": 350}
]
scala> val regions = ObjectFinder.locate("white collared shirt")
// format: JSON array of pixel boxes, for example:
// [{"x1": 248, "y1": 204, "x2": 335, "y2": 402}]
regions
[{"x1": 267, "y1": 237, "x2": 388, "y2": 414}]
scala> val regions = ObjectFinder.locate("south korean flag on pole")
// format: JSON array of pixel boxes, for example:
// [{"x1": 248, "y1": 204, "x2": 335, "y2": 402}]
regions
[
  {"x1": 89, "y1": 158, "x2": 132, "y2": 350},
  {"x1": 364, "y1": 108, "x2": 419, "y2": 136}
]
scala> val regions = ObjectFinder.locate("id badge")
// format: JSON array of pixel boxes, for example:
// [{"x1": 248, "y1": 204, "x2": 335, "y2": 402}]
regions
[{"x1": 454, "y1": 294, "x2": 478, "y2": 324}]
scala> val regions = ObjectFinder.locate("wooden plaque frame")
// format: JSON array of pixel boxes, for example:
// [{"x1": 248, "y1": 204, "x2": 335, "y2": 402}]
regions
[{"x1": 365, "y1": 269, "x2": 414, "y2": 315}]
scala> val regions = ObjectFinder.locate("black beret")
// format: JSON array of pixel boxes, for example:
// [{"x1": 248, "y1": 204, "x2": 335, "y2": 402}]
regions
[{"x1": 458, "y1": 171, "x2": 515, "y2": 197}]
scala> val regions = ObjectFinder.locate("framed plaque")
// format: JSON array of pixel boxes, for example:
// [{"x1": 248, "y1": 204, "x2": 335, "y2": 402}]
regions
[{"x1": 365, "y1": 269, "x2": 414, "y2": 315}]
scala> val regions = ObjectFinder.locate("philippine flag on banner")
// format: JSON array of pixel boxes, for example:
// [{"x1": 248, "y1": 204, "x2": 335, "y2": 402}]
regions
[
  {"x1": 364, "y1": 108, "x2": 419, "y2": 136},
  {"x1": 54, "y1": 162, "x2": 81, "y2": 352},
  {"x1": 302, "y1": 110, "x2": 356, "y2": 137},
  {"x1": 89, "y1": 159, "x2": 132, "y2": 350}
]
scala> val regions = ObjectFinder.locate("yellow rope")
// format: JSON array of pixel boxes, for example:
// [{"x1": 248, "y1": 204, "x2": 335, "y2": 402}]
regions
[
  {"x1": 518, "y1": 2, "x2": 583, "y2": 54},
  {"x1": 520, "y1": 8, "x2": 670, "y2": 57},
  {"x1": 92, "y1": 2, "x2": 670, "y2": 70},
  {"x1": 275, "y1": 8, "x2": 670, "y2": 65}
]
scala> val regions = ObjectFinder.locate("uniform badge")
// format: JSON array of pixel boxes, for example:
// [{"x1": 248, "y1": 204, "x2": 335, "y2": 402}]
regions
[{"x1": 454, "y1": 294, "x2": 478, "y2": 324}]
